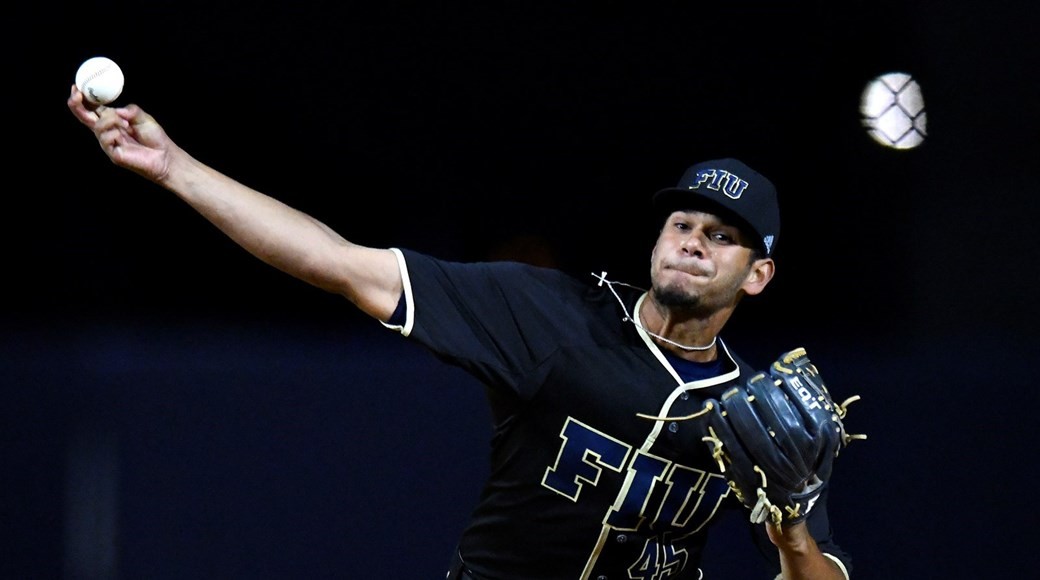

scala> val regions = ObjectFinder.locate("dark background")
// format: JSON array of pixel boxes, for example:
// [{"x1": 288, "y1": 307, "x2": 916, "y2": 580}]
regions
[{"x1": 6, "y1": 1, "x2": 1039, "y2": 578}]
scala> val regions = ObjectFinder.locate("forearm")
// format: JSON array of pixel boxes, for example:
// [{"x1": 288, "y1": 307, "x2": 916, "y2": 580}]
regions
[
  {"x1": 769, "y1": 523, "x2": 848, "y2": 580},
  {"x1": 157, "y1": 147, "x2": 401, "y2": 317},
  {"x1": 160, "y1": 148, "x2": 341, "y2": 279}
]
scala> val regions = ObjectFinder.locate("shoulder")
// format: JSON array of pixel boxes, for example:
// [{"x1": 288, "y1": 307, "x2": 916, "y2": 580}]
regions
[{"x1": 399, "y1": 248, "x2": 594, "y2": 293}]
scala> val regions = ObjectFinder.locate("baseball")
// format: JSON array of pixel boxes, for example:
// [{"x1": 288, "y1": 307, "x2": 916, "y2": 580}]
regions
[
  {"x1": 75, "y1": 56, "x2": 125, "y2": 106},
  {"x1": 859, "y1": 71, "x2": 927, "y2": 150}
]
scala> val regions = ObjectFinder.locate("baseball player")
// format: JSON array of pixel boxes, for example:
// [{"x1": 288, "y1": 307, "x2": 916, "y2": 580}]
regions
[{"x1": 68, "y1": 85, "x2": 853, "y2": 579}]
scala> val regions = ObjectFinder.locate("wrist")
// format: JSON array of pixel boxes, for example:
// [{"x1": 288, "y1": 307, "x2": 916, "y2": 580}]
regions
[{"x1": 766, "y1": 520, "x2": 814, "y2": 552}]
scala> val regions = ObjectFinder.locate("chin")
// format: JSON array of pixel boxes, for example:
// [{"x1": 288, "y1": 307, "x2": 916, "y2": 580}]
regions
[{"x1": 652, "y1": 283, "x2": 701, "y2": 310}]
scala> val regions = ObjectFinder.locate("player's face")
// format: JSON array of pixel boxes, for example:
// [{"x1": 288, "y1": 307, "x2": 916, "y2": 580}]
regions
[{"x1": 649, "y1": 210, "x2": 771, "y2": 314}]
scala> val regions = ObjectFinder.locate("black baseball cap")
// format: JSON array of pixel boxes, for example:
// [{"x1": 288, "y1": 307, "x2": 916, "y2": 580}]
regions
[{"x1": 652, "y1": 158, "x2": 780, "y2": 257}]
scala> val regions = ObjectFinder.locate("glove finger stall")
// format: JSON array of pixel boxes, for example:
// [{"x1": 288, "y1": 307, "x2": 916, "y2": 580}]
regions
[
  {"x1": 717, "y1": 384, "x2": 808, "y2": 488},
  {"x1": 743, "y1": 373, "x2": 819, "y2": 476}
]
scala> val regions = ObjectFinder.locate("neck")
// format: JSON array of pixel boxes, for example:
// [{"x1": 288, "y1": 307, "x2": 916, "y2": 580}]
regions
[{"x1": 638, "y1": 297, "x2": 720, "y2": 358}]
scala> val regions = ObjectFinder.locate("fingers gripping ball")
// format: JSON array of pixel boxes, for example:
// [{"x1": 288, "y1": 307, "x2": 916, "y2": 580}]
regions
[
  {"x1": 75, "y1": 57, "x2": 124, "y2": 106},
  {"x1": 700, "y1": 347, "x2": 866, "y2": 528}
]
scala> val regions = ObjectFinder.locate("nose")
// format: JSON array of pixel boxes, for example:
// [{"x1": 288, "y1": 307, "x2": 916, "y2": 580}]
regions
[{"x1": 679, "y1": 230, "x2": 707, "y2": 255}]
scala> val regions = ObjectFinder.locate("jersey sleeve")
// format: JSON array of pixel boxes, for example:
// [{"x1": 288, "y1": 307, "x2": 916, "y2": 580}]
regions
[{"x1": 387, "y1": 248, "x2": 610, "y2": 397}]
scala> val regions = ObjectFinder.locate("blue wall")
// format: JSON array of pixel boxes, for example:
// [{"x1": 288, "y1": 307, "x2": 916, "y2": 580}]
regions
[{"x1": 5, "y1": 320, "x2": 1037, "y2": 579}]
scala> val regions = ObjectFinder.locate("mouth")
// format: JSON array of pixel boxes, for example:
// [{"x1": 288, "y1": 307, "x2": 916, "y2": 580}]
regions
[{"x1": 667, "y1": 264, "x2": 711, "y2": 279}]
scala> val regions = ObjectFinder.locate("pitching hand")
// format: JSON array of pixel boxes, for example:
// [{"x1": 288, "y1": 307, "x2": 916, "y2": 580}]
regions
[{"x1": 68, "y1": 85, "x2": 175, "y2": 183}]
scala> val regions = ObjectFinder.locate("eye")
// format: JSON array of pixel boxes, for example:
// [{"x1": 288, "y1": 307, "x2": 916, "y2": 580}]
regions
[
  {"x1": 710, "y1": 230, "x2": 736, "y2": 245},
  {"x1": 670, "y1": 218, "x2": 690, "y2": 231}
]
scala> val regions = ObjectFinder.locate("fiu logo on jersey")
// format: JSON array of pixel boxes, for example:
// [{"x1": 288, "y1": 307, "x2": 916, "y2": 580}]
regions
[
  {"x1": 541, "y1": 417, "x2": 730, "y2": 533},
  {"x1": 689, "y1": 168, "x2": 749, "y2": 200}
]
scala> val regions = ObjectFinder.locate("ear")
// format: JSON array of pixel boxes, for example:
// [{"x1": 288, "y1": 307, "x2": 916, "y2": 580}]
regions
[{"x1": 741, "y1": 258, "x2": 775, "y2": 296}]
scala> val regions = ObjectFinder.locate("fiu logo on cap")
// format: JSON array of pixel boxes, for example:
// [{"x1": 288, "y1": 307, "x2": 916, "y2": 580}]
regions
[{"x1": 689, "y1": 169, "x2": 749, "y2": 200}]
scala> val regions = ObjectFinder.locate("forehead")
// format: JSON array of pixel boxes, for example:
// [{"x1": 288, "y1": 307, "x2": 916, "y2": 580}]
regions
[{"x1": 665, "y1": 209, "x2": 736, "y2": 227}]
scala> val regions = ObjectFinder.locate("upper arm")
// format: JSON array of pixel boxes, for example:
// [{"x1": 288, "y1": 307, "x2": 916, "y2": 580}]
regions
[{"x1": 326, "y1": 244, "x2": 403, "y2": 322}]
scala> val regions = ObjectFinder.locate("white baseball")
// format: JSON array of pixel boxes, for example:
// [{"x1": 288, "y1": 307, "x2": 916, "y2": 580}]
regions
[{"x1": 75, "y1": 57, "x2": 125, "y2": 106}]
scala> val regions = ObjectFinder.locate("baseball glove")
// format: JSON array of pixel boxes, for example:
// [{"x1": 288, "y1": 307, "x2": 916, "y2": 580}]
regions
[{"x1": 699, "y1": 347, "x2": 865, "y2": 528}]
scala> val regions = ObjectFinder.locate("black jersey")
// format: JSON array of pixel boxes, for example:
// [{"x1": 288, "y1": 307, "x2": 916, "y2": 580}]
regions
[{"x1": 384, "y1": 249, "x2": 850, "y2": 579}]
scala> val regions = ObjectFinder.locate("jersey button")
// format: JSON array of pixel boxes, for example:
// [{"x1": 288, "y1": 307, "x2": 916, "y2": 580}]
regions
[
  {"x1": 668, "y1": 421, "x2": 679, "y2": 433},
  {"x1": 597, "y1": 576, "x2": 608, "y2": 580},
  {"x1": 616, "y1": 534, "x2": 627, "y2": 543},
  {"x1": 680, "y1": 392, "x2": 689, "y2": 400}
]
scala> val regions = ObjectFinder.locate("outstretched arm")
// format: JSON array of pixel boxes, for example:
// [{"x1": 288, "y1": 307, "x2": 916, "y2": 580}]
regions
[{"x1": 67, "y1": 85, "x2": 402, "y2": 322}]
